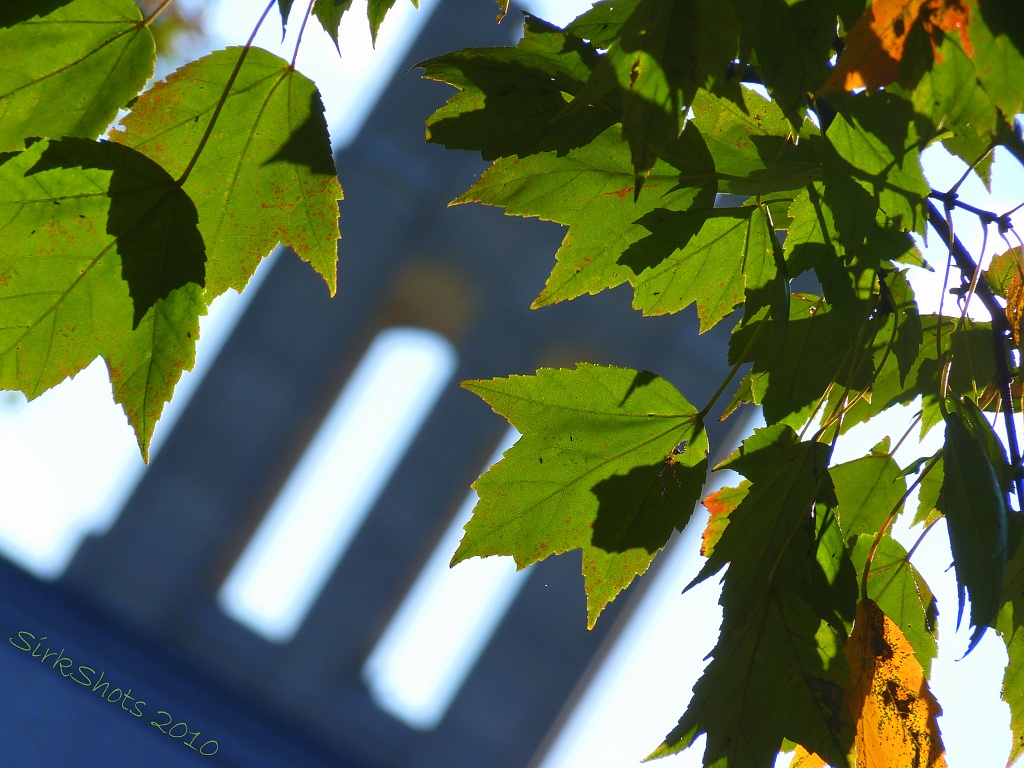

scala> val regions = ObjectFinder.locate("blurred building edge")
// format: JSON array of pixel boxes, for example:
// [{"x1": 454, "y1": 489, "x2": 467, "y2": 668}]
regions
[{"x1": 0, "y1": 1, "x2": 734, "y2": 767}]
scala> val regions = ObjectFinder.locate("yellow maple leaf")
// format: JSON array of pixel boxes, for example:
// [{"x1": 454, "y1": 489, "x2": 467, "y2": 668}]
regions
[
  {"x1": 1006, "y1": 270, "x2": 1024, "y2": 348},
  {"x1": 845, "y1": 599, "x2": 947, "y2": 768},
  {"x1": 791, "y1": 599, "x2": 946, "y2": 767}
]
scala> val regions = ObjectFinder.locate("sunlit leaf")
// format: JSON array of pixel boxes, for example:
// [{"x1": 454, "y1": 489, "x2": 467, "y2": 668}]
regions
[
  {"x1": 578, "y1": 0, "x2": 739, "y2": 189},
  {"x1": 996, "y1": 532, "x2": 1024, "y2": 767},
  {"x1": 312, "y1": 0, "x2": 354, "y2": 49},
  {"x1": 453, "y1": 125, "x2": 716, "y2": 308},
  {"x1": 700, "y1": 479, "x2": 749, "y2": 557},
  {"x1": 628, "y1": 205, "x2": 775, "y2": 328},
  {"x1": 114, "y1": 46, "x2": 341, "y2": 299},
  {"x1": 967, "y1": 0, "x2": 1024, "y2": 120},
  {"x1": 849, "y1": 535, "x2": 939, "y2": 674},
  {"x1": 0, "y1": 0, "x2": 155, "y2": 151},
  {"x1": 690, "y1": 87, "x2": 822, "y2": 195},
  {"x1": 458, "y1": 364, "x2": 708, "y2": 628},
  {"x1": 822, "y1": 0, "x2": 969, "y2": 93},
  {"x1": 830, "y1": 440, "x2": 907, "y2": 539},
  {"x1": 843, "y1": 598, "x2": 947, "y2": 767},
  {"x1": 0, "y1": 138, "x2": 204, "y2": 457},
  {"x1": 369, "y1": 0, "x2": 420, "y2": 44}
]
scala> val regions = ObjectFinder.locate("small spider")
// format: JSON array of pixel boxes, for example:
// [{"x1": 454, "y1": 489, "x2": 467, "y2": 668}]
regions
[{"x1": 657, "y1": 441, "x2": 688, "y2": 496}]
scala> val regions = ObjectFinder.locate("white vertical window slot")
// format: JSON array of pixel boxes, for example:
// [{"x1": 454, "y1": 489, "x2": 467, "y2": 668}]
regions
[
  {"x1": 363, "y1": 426, "x2": 527, "y2": 730},
  {"x1": 219, "y1": 327, "x2": 457, "y2": 643}
]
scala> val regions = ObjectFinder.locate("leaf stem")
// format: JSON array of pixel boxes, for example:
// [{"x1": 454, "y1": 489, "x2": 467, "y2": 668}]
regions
[
  {"x1": 926, "y1": 201, "x2": 1024, "y2": 509},
  {"x1": 176, "y1": 0, "x2": 277, "y2": 187},
  {"x1": 142, "y1": 0, "x2": 176, "y2": 26},
  {"x1": 291, "y1": 0, "x2": 317, "y2": 69}
]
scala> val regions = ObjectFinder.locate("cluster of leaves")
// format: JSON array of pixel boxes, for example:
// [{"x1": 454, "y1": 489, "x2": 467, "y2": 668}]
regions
[
  {"x1": 420, "y1": 1, "x2": 1024, "y2": 766},
  {"x1": 5, "y1": 0, "x2": 1024, "y2": 766}
]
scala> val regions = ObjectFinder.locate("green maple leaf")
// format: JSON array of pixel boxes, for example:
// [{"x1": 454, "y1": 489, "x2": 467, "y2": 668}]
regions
[
  {"x1": 565, "y1": 0, "x2": 641, "y2": 47},
  {"x1": 457, "y1": 363, "x2": 708, "y2": 628},
  {"x1": 736, "y1": 0, "x2": 839, "y2": 119},
  {"x1": 420, "y1": 14, "x2": 612, "y2": 161},
  {"x1": 830, "y1": 439, "x2": 906, "y2": 540},
  {"x1": 578, "y1": 0, "x2": 739, "y2": 190},
  {"x1": 454, "y1": 124, "x2": 716, "y2": 309},
  {"x1": 277, "y1": 0, "x2": 295, "y2": 34},
  {"x1": 651, "y1": 425, "x2": 851, "y2": 768},
  {"x1": 0, "y1": 138, "x2": 205, "y2": 457},
  {"x1": 968, "y1": 0, "x2": 1024, "y2": 120},
  {"x1": 114, "y1": 47, "x2": 341, "y2": 300},
  {"x1": 849, "y1": 534, "x2": 938, "y2": 675},
  {"x1": 689, "y1": 87, "x2": 822, "y2": 195},
  {"x1": 944, "y1": 404, "x2": 1009, "y2": 653},
  {"x1": 312, "y1": 0, "x2": 354, "y2": 49},
  {"x1": 825, "y1": 92, "x2": 931, "y2": 234},
  {"x1": 627, "y1": 204, "x2": 776, "y2": 329},
  {"x1": 996, "y1": 523, "x2": 1024, "y2": 767},
  {"x1": 729, "y1": 293, "x2": 872, "y2": 428},
  {"x1": 0, "y1": 0, "x2": 155, "y2": 152}
]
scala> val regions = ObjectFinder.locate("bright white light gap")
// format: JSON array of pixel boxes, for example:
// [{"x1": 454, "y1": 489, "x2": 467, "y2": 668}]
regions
[
  {"x1": 219, "y1": 327, "x2": 457, "y2": 643},
  {"x1": 362, "y1": 426, "x2": 526, "y2": 730}
]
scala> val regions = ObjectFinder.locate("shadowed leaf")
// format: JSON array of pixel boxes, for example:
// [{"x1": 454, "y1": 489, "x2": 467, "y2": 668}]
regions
[
  {"x1": 650, "y1": 425, "x2": 853, "y2": 768},
  {"x1": 114, "y1": 46, "x2": 341, "y2": 300},
  {"x1": 943, "y1": 406, "x2": 1009, "y2": 652},
  {"x1": 0, "y1": 138, "x2": 205, "y2": 457}
]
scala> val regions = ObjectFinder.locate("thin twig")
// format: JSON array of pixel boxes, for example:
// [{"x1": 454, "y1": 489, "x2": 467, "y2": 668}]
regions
[{"x1": 926, "y1": 200, "x2": 1024, "y2": 509}]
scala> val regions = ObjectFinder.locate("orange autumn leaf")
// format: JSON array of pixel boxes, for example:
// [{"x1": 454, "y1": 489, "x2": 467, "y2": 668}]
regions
[
  {"x1": 789, "y1": 744, "x2": 828, "y2": 768},
  {"x1": 845, "y1": 599, "x2": 947, "y2": 768},
  {"x1": 822, "y1": 0, "x2": 971, "y2": 93},
  {"x1": 700, "y1": 481, "x2": 748, "y2": 557}
]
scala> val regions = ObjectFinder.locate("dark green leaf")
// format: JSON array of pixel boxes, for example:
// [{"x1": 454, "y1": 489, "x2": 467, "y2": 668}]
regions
[
  {"x1": 420, "y1": 15, "x2": 611, "y2": 160},
  {"x1": 277, "y1": 0, "x2": 295, "y2": 34},
  {"x1": 458, "y1": 364, "x2": 708, "y2": 628},
  {"x1": 565, "y1": 0, "x2": 641, "y2": 47},
  {"x1": 653, "y1": 425, "x2": 851, "y2": 768},
  {"x1": 943, "y1": 407, "x2": 1009, "y2": 653},
  {"x1": 736, "y1": 0, "x2": 840, "y2": 118},
  {"x1": 728, "y1": 293, "x2": 873, "y2": 428},
  {"x1": 312, "y1": 0, "x2": 354, "y2": 49}
]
